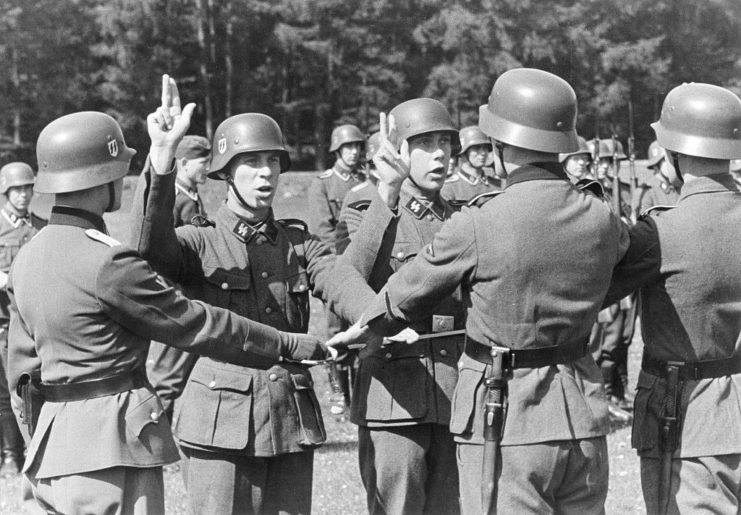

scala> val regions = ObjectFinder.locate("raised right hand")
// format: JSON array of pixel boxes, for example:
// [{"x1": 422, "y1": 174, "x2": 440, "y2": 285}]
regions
[{"x1": 147, "y1": 74, "x2": 196, "y2": 175}]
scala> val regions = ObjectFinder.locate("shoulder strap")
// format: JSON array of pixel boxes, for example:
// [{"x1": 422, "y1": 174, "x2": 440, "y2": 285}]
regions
[
  {"x1": 640, "y1": 204, "x2": 674, "y2": 219},
  {"x1": 84, "y1": 229, "x2": 121, "y2": 247},
  {"x1": 467, "y1": 190, "x2": 504, "y2": 208}
]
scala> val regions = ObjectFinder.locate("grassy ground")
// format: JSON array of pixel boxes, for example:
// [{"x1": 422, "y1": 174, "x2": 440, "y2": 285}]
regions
[{"x1": 0, "y1": 171, "x2": 646, "y2": 514}]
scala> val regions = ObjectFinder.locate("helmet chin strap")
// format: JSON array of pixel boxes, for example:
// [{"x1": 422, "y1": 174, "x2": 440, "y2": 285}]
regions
[
  {"x1": 670, "y1": 151, "x2": 684, "y2": 186},
  {"x1": 496, "y1": 142, "x2": 508, "y2": 176},
  {"x1": 225, "y1": 174, "x2": 255, "y2": 212},
  {"x1": 106, "y1": 182, "x2": 116, "y2": 213}
]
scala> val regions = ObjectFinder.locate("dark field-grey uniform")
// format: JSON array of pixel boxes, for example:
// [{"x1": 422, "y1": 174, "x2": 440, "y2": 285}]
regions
[
  {"x1": 342, "y1": 179, "x2": 464, "y2": 515},
  {"x1": 605, "y1": 174, "x2": 741, "y2": 514},
  {"x1": 360, "y1": 163, "x2": 628, "y2": 514}
]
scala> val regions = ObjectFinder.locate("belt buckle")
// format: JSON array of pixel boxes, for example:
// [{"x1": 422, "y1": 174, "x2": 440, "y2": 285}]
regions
[{"x1": 432, "y1": 315, "x2": 454, "y2": 333}]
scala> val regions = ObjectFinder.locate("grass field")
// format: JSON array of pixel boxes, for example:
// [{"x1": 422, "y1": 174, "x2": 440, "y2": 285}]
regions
[{"x1": 0, "y1": 171, "x2": 646, "y2": 514}]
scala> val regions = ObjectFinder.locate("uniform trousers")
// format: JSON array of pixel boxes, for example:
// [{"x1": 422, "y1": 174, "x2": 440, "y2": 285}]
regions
[
  {"x1": 641, "y1": 455, "x2": 741, "y2": 515},
  {"x1": 182, "y1": 447, "x2": 313, "y2": 515},
  {"x1": 358, "y1": 424, "x2": 459, "y2": 515},
  {"x1": 30, "y1": 466, "x2": 164, "y2": 515},
  {"x1": 457, "y1": 437, "x2": 609, "y2": 515}
]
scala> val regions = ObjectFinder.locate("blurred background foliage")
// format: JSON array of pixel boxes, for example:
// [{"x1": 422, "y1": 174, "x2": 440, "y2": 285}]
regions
[{"x1": 0, "y1": 0, "x2": 739, "y2": 169}]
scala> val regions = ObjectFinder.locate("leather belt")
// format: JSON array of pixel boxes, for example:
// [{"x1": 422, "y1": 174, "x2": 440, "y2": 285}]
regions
[
  {"x1": 465, "y1": 338, "x2": 588, "y2": 369},
  {"x1": 41, "y1": 372, "x2": 149, "y2": 402},
  {"x1": 642, "y1": 352, "x2": 741, "y2": 381}
]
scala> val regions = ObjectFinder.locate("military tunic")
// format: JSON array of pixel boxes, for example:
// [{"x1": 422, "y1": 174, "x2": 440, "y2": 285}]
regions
[
  {"x1": 173, "y1": 178, "x2": 206, "y2": 227},
  {"x1": 605, "y1": 174, "x2": 741, "y2": 514},
  {"x1": 7, "y1": 206, "x2": 302, "y2": 514},
  {"x1": 130, "y1": 166, "x2": 370, "y2": 514},
  {"x1": 358, "y1": 163, "x2": 629, "y2": 514},
  {"x1": 441, "y1": 163, "x2": 503, "y2": 206},
  {"x1": 307, "y1": 164, "x2": 365, "y2": 253},
  {"x1": 335, "y1": 180, "x2": 377, "y2": 254},
  {"x1": 341, "y1": 180, "x2": 465, "y2": 514}
]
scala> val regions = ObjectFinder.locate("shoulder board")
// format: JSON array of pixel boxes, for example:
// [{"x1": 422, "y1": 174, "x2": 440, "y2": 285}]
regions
[
  {"x1": 318, "y1": 169, "x2": 333, "y2": 179},
  {"x1": 189, "y1": 214, "x2": 215, "y2": 227},
  {"x1": 347, "y1": 200, "x2": 372, "y2": 212},
  {"x1": 277, "y1": 218, "x2": 308, "y2": 232},
  {"x1": 467, "y1": 190, "x2": 504, "y2": 208},
  {"x1": 84, "y1": 229, "x2": 121, "y2": 247},
  {"x1": 444, "y1": 174, "x2": 460, "y2": 184},
  {"x1": 640, "y1": 205, "x2": 674, "y2": 219},
  {"x1": 576, "y1": 179, "x2": 605, "y2": 198},
  {"x1": 350, "y1": 181, "x2": 369, "y2": 192},
  {"x1": 447, "y1": 199, "x2": 468, "y2": 210}
]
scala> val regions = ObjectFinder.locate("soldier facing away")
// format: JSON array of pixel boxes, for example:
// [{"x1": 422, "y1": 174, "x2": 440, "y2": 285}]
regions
[
  {"x1": 0, "y1": 162, "x2": 45, "y2": 477},
  {"x1": 605, "y1": 82, "x2": 741, "y2": 515},
  {"x1": 6, "y1": 86, "x2": 331, "y2": 514},
  {"x1": 332, "y1": 68, "x2": 629, "y2": 514}
]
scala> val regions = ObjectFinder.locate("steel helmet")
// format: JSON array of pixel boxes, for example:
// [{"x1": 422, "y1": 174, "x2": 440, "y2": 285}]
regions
[
  {"x1": 208, "y1": 113, "x2": 291, "y2": 179},
  {"x1": 646, "y1": 140, "x2": 666, "y2": 168},
  {"x1": 35, "y1": 112, "x2": 135, "y2": 194},
  {"x1": 651, "y1": 82, "x2": 741, "y2": 159},
  {"x1": 365, "y1": 131, "x2": 382, "y2": 162},
  {"x1": 587, "y1": 138, "x2": 627, "y2": 161},
  {"x1": 458, "y1": 126, "x2": 492, "y2": 156},
  {"x1": 389, "y1": 98, "x2": 459, "y2": 147},
  {"x1": 0, "y1": 162, "x2": 35, "y2": 195},
  {"x1": 329, "y1": 124, "x2": 365, "y2": 153},
  {"x1": 479, "y1": 68, "x2": 578, "y2": 153},
  {"x1": 559, "y1": 136, "x2": 591, "y2": 163}
]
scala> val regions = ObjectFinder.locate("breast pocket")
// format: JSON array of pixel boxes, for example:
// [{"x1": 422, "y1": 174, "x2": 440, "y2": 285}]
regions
[
  {"x1": 389, "y1": 242, "x2": 419, "y2": 273},
  {"x1": 203, "y1": 267, "x2": 251, "y2": 313},
  {"x1": 284, "y1": 270, "x2": 310, "y2": 332},
  {"x1": 175, "y1": 364, "x2": 253, "y2": 450},
  {"x1": 0, "y1": 237, "x2": 21, "y2": 269}
]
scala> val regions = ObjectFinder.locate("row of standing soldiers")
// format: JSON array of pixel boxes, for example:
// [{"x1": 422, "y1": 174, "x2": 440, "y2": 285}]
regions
[{"x1": 1, "y1": 67, "x2": 741, "y2": 515}]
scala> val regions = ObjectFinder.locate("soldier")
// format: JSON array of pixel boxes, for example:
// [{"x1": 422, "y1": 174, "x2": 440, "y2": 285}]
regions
[
  {"x1": 559, "y1": 136, "x2": 594, "y2": 183},
  {"x1": 0, "y1": 162, "x2": 45, "y2": 476},
  {"x1": 635, "y1": 140, "x2": 680, "y2": 214},
  {"x1": 441, "y1": 125, "x2": 502, "y2": 205},
  {"x1": 130, "y1": 77, "x2": 374, "y2": 514},
  {"x1": 604, "y1": 82, "x2": 741, "y2": 514},
  {"x1": 172, "y1": 134, "x2": 211, "y2": 227},
  {"x1": 339, "y1": 99, "x2": 464, "y2": 515},
  {"x1": 6, "y1": 100, "x2": 330, "y2": 513},
  {"x1": 332, "y1": 68, "x2": 629, "y2": 514}
]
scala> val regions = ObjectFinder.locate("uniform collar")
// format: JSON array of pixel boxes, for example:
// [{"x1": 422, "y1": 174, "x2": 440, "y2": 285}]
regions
[
  {"x1": 1, "y1": 206, "x2": 30, "y2": 228},
  {"x1": 333, "y1": 160, "x2": 364, "y2": 182},
  {"x1": 49, "y1": 206, "x2": 107, "y2": 233},
  {"x1": 175, "y1": 179, "x2": 200, "y2": 201},
  {"x1": 220, "y1": 204, "x2": 279, "y2": 244},
  {"x1": 458, "y1": 163, "x2": 485, "y2": 185},
  {"x1": 505, "y1": 161, "x2": 569, "y2": 188},
  {"x1": 401, "y1": 180, "x2": 447, "y2": 220},
  {"x1": 679, "y1": 174, "x2": 738, "y2": 202}
]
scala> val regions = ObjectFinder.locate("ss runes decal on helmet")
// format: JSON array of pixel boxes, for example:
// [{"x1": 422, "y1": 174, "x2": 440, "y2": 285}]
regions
[
  {"x1": 107, "y1": 139, "x2": 119, "y2": 157},
  {"x1": 218, "y1": 137, "x2": 227, "y2": 154}
]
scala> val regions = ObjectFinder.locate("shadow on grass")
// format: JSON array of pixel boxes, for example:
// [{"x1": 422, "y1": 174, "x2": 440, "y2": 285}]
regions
[{"x1": 316, "y1": 440, "x2": 359, "y2": 453}]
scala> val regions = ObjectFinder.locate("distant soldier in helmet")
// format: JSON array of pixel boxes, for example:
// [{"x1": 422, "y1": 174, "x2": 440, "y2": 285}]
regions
[
  {"x1": 6, "y1": 79, "x2": 330, "y2": 514},
  {"x1": 131, "y1": 78, "x2": 376, "y2": 514},
  {"x1": 605, "y1": 82, "x2": 741, "y2": 514},
  {"x1": 337, "y1": 97, "x2": 464, "y2": 515},
  {"x1": 0, "y1": 162, "x2": 44, "y2": 477},
  {"x1": 172, "y1": 135, "x2": 211, "y2": 227},
  {"x1": 332, "y1": 68, "x2": 628, "y2": 514},
  {"x1": 559, "y1": 136, "x2": 594, "y2": 183},
  {"x1": 636, "y1": 140, "x2": 680, "y2": 214},
  {"x1": 442, "y1": 125, "x2": 502, "y2": 205}
]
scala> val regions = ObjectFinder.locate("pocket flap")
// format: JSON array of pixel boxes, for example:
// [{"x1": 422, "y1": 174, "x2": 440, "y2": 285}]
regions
[
  {"x1": 125, "y1": 392, "x2": 165, "y2": 437},
  {"x1": 391, "y1": 241, "x2": 419, "y2": 262},
  {"x1": 285, "y1": 271, "x2": 309, "y2": 293},
  {"x1": 190, "y1": 365, "x2": 253, "y2": 392},
  {"x1": 204, "y1": 268, "x2": 251, "y2": 290}
]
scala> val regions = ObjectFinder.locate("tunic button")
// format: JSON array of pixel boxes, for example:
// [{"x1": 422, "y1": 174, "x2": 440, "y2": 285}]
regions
[
  {"x1": 269, "y1": 373, "x2": 278, "y2": 381},
  {"x1": 385, "y1": 352, "x2": 393, "y2": 359},
  {"x1": 265, "y1": 307, "x2": 272, "y2": 314},
  {"x1": 150, "y1": 411, "x2": 160, "y2": 422},
  {"x1": 439, "y1": 349, "x2": 448, "y2": 357},
  {"x1": 221, "y1": 282, "x2": 229, "y2": 290},
  {"x1": 396, "y1": 251, "x2": 404, "y2": 259},
  {"x1": 209, "y1": 380, "x2": 216, "y2": 388},
  {"x1": 297, "y1": 284, "x2": 306, "y2": 292},
  {"x1": 261, "y1": 271, "x2": 269, "y2": 278},
  {"x1": 427, "y1": 214, "x2": 433, "y2": 221}
]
